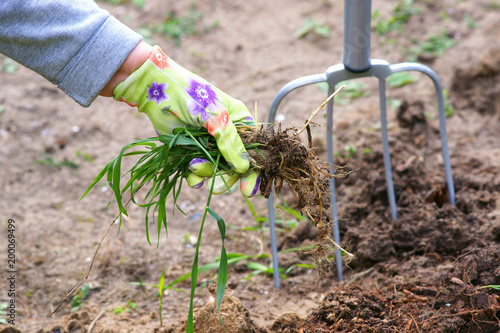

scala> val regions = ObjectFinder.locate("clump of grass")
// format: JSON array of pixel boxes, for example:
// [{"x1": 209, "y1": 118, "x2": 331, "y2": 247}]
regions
[{"x1": 81, "y1": 125, "x2": 259, "y2": 244}]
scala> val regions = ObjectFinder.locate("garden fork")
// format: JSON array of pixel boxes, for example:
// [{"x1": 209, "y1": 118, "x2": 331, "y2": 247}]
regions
[{"x1": 267, "y1": 0, "x2": 456, "y2": 289}]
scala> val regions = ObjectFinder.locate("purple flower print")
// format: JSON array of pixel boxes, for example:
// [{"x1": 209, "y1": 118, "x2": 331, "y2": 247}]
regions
[
  {"x1": 147, "y1": 81, "x2": 169, "y2": 105},
  {"x1": 185, "y1": 79, "x2": 219, "y2": 122}
]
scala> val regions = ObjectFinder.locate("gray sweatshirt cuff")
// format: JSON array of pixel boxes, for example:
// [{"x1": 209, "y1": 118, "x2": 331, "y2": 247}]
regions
[{"x1": 56, "y1": 16, "x2": 142, "y2": 107}]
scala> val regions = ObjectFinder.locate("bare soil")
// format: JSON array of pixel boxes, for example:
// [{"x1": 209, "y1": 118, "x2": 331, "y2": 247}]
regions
[{"x1": 1, "y1": 0, "x2": 499, "y2": 332}]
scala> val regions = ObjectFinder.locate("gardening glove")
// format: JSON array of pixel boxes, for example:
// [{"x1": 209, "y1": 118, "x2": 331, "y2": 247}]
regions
[
  {"x1": 113, "y1": 45, "x2": 260, "y2": 197},
  {"x1": 187, "y1": 159, "x2": 261, "y2": 197}
]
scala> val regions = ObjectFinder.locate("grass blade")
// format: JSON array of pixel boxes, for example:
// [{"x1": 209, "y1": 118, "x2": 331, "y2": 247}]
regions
[
  {"x1": 208, "y1": 207, "x2": 228, "y2": 328},
  {"x1": 80, "y1": 158, "x2": 115, "y2": 200},
  {"x1": 158, "y1": 269, "x2": 165, "y2": 327},
  {"x1": 187, "y1": 155, "x2": 220, "y2": 333}
]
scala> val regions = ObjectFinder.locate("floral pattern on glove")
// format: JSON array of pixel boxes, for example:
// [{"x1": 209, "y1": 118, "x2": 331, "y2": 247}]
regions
[
  {"x1": 185, "y1": 79, "x2": 219, "y2": 122},
  {"x1": 118, "y1": 96, "x2": 139, "y2": 107},
  {"x1": 205, "y1": 109, "x2": 230, "y2": 136},
  {"x1": 147, "y1": 81, "x2": 169, "y2": 105},
  {"x1": 149, "y1": 46, "x2": 170, "y2": 70}
]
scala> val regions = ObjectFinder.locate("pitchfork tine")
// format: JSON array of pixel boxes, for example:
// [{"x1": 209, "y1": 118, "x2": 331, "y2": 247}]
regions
[{"x1": 266, "y1": 0, "x2": 455, "y2": 289}]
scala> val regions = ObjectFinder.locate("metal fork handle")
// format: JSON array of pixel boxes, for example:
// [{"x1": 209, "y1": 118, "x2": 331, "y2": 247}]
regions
[{"x1": 343, "y1": 0, "x2": 372, "y2": 72}]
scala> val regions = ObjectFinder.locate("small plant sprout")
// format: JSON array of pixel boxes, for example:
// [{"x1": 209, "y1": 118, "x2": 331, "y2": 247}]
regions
[
  {"x1": 0, "y1": 303, "x2": 8, "y2": 325},
  {"x1": 242, "y1": 195, "x2": 306, "y2": 234},
  {"x1": 154, "y1": 4, "x2": 219, "y2": 46},
  {"x1": 488, "y1": 0, "x2": 500, "y2": 9},
  {"x1": 363, "y1": 148, "x2": 373, "y2": 155},
  {"x1": 316, "y1": 81, "x2": 368, "y2": 106},
  {"x1": 96, "y1": 0, "x2": 144, "y2": 9},
  {"x1": 443, "y1": 89, "x2": 456, "y2": 117},
  {"x1": 372, "y1": 0, "x2": 421, "y2": 36},
  {"x1": 75, "y1": 150, "x2": 94, "y2": 163},
  {"x1": 245, "y1": 262, "x2": 284, "y2": 280},
  {"x1": 344, "y1": 145, "x2": 358, "y2": 158},
  {"x1": 387, "y1": 71, "x2": 418, "y2": 88},
  {"x1": 113, "y1": 300, "x2": 137, "y2": 315},
  {"x1": 70, "y1": 283, "x2": 90, "y2": 312},
  {"x1": 481, "y1": 285, "x2": 500, "y2": 291},
  {"x1": 35, "y1": 156, "x2": 79, "y2": 170},
  {"x1": 293, "y1": 18, "x2": 330, "y2": 39},
  {"x1": 463, "y1": 14, "x2": 478, "y2": 29},
  {"x1": 408, "y1": 30, "x2": 457, "y2": 61},
  {"x1": 0, "y1": 57, "x2": 18, "y2": 74},
  {"x1": 158, "y1": 270, "x2": 165, "y2": 326}
]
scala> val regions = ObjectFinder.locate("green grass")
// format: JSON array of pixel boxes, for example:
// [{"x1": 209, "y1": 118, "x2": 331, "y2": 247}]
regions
[
  {"x1": 113, "y1": 300, "x2": 137, "y2": 315},
  {"x1": 34, "y1": 156, "x2": 79, "y2": 170},
  {"x1": 158, "y1": 270, "x2": 165, "y2": 326},
  {"x1": 70, "y1": 283, "x2": 90, "y2": 312},
  {"x1": 408, "y1": 30, "x2": 457, "y2": 61},
  {"x1": 133, "y1": 245, "x2": 321, "y2": 295},
  {"x1": 0, "y1": 303, "x2": 8, "y2": 325},
  {"x1": 75, "y1": 150, "x2": 94, "y2": 163},
  {"x1": 153, "y1": 4, "x2": 219, "y2": 46},
  {"x1": 97, "y1": 0, "x2": 144, "y2": 9},
  {"x1": 293, "y1": 19, "x2": 330, "y2": 39},
  {"x1": 241, "y1": 195, "x2": 306, "y2": 234},
  {"x1": 82, "y1": 123, "x2": 258, "y2": 330},
  {"x1": 316, "y1": 81, "x2": 369, "y2": 106},
  {"x1": 387, "y1": 72, "x2": 418, "y2": 88},
  {"x1": 443, "y1": 89, "x2": 456, "y2": 117},
  {"x1": 82, "y1": 126, "x2": 256, "y2": 245},
  {"x1": 0, "y1": 57, "x2": 18, "y2": 74},
  {"x1": 372, "y1": 0, "x2": 421, "y2": 36},
  {"x1": 463, "y1": 14, "x2": 478, "y2": 29},
  {"x1": 488, "y1": 0, "x2": 500, "y2": 9},
  {"x1": 333, "y1": 145, "x2": 376, "y2": 159},
  {"x1": 481, "y1": 285, "x2": 500, "y2": 291},
  {"x1": 136, "y1": 27, "x2": 156, "y2": 46}
]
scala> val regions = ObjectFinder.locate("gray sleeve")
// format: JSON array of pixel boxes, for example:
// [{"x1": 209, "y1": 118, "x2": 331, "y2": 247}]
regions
[{"x1": 0, "y1": 0, "x2": 143, "y2": 107}]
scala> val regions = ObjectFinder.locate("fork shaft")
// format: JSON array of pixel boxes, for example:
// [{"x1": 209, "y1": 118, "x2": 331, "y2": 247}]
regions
[{"x1": 343, "y1": 0, "x2": 372, "y2": 72}]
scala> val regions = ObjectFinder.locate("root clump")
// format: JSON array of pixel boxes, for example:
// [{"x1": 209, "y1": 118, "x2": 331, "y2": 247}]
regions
[
  {"x1": 242, "y1": 125, "x2": 332, "y2": 206},
  {"x1": 240, "y1": 123, "x2": 351, "y2": 275}
]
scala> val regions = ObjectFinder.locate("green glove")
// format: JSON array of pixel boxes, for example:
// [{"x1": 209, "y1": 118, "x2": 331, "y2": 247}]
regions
[
  {"x1": 113, "y1": 45, "x2": 260, "y2": 197},
  {"x1": 187, "y1": 158, "x2": 261, "y2": 197}
]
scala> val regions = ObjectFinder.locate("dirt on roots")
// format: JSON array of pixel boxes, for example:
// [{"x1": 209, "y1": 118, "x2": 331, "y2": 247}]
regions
[{"x1": 241, "y1": 124, "x2": 351, "y2": 276}]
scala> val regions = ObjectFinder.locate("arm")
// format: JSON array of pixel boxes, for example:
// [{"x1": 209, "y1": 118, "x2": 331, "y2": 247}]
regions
[{"x1": 0, "y1": 0, "x2": 142, "y2": 106}]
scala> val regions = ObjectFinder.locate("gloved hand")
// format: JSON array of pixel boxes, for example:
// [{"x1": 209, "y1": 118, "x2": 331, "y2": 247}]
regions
[
  {"x1": 113, "y1": 45, "x2": 260, "y2": 197},
  {"x1": 186, "y1": 158, "x2": 260, "y2": 197}
]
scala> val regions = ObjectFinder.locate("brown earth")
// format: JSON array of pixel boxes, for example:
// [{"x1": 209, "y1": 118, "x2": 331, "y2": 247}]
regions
[{"x1": 1, "y1": 0, "x2": 499, "y2": 332}]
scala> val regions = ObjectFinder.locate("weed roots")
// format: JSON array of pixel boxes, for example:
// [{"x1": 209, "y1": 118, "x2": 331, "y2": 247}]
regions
[{"x1": 240, "y1": 124, "x2": 351, "y2": 275}]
